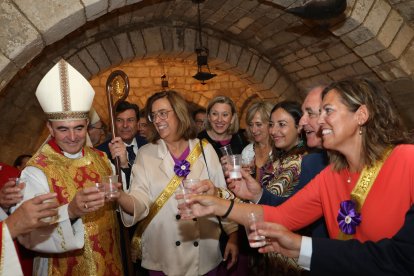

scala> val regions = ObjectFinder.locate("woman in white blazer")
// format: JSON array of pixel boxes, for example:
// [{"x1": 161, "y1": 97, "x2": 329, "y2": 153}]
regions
[{"x1": 116, "y1": 91, "x2": 238, "y2": 276}]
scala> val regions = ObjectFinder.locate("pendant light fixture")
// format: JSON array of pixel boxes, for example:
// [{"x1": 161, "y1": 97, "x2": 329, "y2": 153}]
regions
[{"x1": 192, "y1": 0, "x2": 216, "y2": 85}]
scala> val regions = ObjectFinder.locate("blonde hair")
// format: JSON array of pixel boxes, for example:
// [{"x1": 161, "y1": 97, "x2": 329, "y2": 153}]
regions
[
  {"x1": 205, "y1": 96, "x2": 239, "y2": 135},
  {"x1": 245, "y1": 101, "x2": 273, "y2": 143}
]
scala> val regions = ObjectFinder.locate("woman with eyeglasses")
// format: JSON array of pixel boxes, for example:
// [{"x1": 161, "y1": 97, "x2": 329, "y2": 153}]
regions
[{"x1": 115, "y1": 90, "x2": 238, "y2": 276}]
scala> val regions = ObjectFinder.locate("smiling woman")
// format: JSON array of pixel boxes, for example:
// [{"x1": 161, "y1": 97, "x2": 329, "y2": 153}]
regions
[
  {"x1": 241, "y1": 101, "x2": 274, "y2": 185},
  {"x1": 198, "y1": 96, "x2": 248, "y2": 157},
  {"x1": 263, "y1": 101, "x2": 307, "y2": 197},
  {"x1": 188, "y1": 77, "x2": 414, "y2": 246},
  {"x1": 318, "y1": 79, "x2": 410, "y2": 171},
  {"x1": 114, "y1": 90, "x2": 239, "y2": 275},
  {"x1": 183, "y1": 78, "x2": 414, "y2": 275}
]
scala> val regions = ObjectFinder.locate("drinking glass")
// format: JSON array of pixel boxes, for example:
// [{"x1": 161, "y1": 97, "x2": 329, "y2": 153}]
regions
[
  {"x1": 175, "y1": 183, "x2": 193, "y2": 216},
  {"x1": 182, "y1": 178, "x2": 200, "y2": 192},
  {"x1": 242, "y1": 156, "x2": 255, "y2": 175},
  {"x1": 245, "y1": 212, "x2": 266, "y2": 248},
  {"x1": 219, "y1": 145, "x2": 233, "y2": 156},
  {"x1": 228, "y1": 154, "x2": 242, "y2": 180},
  {"x1": 9, "y1": 177, "x2": 25, "y2": 196},
  {"x1": 102, "y1": 175, "x2": 119, "y2": 199},
  {"x1": 35, "y1": 193, "x2": 59, "y2": 224}
]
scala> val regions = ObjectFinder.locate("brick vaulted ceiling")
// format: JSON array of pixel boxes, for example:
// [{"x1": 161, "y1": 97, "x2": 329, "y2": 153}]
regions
[{"x1": 0, "y1": 0, "x2": 413, "y2": 163}]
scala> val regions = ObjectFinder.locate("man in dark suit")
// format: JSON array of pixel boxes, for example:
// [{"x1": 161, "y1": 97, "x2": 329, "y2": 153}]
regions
[
  {"x1": 256, "y1": 205, "x2": 414, "y2": 276},
  {"x1": 97, "y1": 101, "x2": 147, "y2": 276},
  {"x1": 97, "y1": 101, "x2": 147, "y2": 187}
]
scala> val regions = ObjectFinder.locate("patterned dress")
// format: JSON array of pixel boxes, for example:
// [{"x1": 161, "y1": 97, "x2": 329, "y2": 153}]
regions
[
  {"x1": 262, "y1": 144, "x2": 307, "y2": 197},
  {"x1": 252, "y1": 144, "x2": 308, "y2": 276}
]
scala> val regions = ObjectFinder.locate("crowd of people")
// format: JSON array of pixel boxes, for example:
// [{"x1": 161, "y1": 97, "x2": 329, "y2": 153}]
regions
[{"x1": 0, "y1": 59, "x2": 413, "y2": 276}]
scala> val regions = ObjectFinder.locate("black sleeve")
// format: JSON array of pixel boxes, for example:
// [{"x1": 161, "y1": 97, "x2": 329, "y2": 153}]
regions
[
  {"x1": 311, "y1": 206, "x2": 414, "y2": 276},
  {"x1": 258, "y1": 188, "x2": 288, "y2": 206}
]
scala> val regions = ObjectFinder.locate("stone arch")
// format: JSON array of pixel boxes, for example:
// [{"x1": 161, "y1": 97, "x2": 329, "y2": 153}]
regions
[
  {"x1": 0, "y1": 19, "x2": 296, "y2": 163},
  {"x1": 328, "y1": 0, "x2": 414, "y2": 81},
  {"x1": 3, "y1": 0, "x2": 413, "y2": 93},
  {"x1": 1, "y1": 0, "x2": 414, "y2": 164},
  {"x1": 78, "y1": 23, "x2": 297, "y2": 122}
]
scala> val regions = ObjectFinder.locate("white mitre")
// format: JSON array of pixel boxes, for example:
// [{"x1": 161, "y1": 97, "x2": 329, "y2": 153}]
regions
[
  {"x1": 36, "y1": 59, "x2": 94, "y2": 121},
  {"x1": 88, "y1": 107, "x2": 101, "y2": 125}
]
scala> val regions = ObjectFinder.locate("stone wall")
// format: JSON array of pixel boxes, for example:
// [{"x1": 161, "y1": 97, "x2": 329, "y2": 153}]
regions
[{"x1": 0, "y1": 0, "x2": 414, "y2": 164}]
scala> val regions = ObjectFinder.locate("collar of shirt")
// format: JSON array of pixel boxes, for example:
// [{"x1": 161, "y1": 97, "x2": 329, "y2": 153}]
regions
[
  {"x1": 124, "y1": 137, "x2": 138, "y2": 153},
  {"x1": 63, "y1": 151, "x2": 83, "y2": 159}
]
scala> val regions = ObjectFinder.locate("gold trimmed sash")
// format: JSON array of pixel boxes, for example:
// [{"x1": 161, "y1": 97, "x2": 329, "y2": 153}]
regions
[
  {"x1": 131, "y1": 139, "x2": 208, "y2": 261},
  {"x1": 338, "y1": 146, "x2": 394, "y2": 240}
]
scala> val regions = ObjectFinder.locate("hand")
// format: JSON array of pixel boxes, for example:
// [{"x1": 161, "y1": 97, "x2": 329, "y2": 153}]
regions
[
  {"x1": 0, "y1": 179, "x2": 24, "y2": 210},
  {"x1": 178, "y1": 194, "x2": 222, "y2": 219},
  {"x1": 108, "y1": 137, "x2": 128, "y2": 168},
  {"x1": 227, "y1": 169, "x2": 263, "y2": 202},
  {"x1": 6, "y1": 193, "x2": 59, "y2": 238},
  {"x1": 190, "y1": 179, "x2": 217, "y2": 196},
  {"x1": 255, "y1": 222, "x2": 302, "y2": 258},
  {"x1": 68, "y1": 186, "x2": 105, "y2": 219},
  {"x1": 223, "y1": 231, "x2": 239, "y2": 269}
]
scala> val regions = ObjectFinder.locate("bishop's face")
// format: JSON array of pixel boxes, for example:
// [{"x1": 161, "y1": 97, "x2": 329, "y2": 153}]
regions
[{"x1": 47, "y1": 119, "x2": 88, "y2": 154}]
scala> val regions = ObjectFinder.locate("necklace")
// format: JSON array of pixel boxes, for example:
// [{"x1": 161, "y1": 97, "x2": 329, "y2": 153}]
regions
[{"x1": 345, "y1": 168, "x2": 351, "y2": 184}]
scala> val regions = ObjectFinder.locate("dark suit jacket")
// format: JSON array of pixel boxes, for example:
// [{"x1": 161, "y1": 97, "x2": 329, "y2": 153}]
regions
[
  {"x1": 259, "y1": 150, "x2": 329, "y2": 238},
  {"x1": 311, "y1": 205, "x2": 414, "y2": 276},
  {"x1": 96, "y1": 135, "x2": 147, "y2": 186},
  {"x1": 96, "y1": 134, "x2": 147, "y2": 162}
]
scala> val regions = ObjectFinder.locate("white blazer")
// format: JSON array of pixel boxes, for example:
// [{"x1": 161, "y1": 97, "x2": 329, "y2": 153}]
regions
[{"x1": 121, "y1": 138, "x2": 237, "y2": 276}]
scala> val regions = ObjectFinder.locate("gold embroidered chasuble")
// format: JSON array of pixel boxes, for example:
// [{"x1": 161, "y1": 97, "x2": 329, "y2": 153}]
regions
[{"x1": 29, "y1": 144, "x2": 123, "y2": 276}]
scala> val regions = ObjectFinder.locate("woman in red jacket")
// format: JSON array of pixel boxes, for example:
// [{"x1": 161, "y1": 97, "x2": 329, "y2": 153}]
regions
[{"x1": 184, "y1": 78, "x2": 414, "y2": 249}]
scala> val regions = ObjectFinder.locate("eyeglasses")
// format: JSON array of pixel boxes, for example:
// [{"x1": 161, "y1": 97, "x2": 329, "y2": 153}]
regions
[
  {"x1": 148, "y1": 109, "x2": 174, "y2": 122},
  {"x1": 88, "y1": 125, "x2": 105, "y2": 130}
]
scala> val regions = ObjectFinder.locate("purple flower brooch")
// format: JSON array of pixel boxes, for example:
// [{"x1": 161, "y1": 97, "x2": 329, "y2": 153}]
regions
[
  {"x1": 174, "y1": 160, "x2": 190, "y2": 177},
  {"x1": 337, "y1": 200, "x2": 362, "y2": 235}
]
